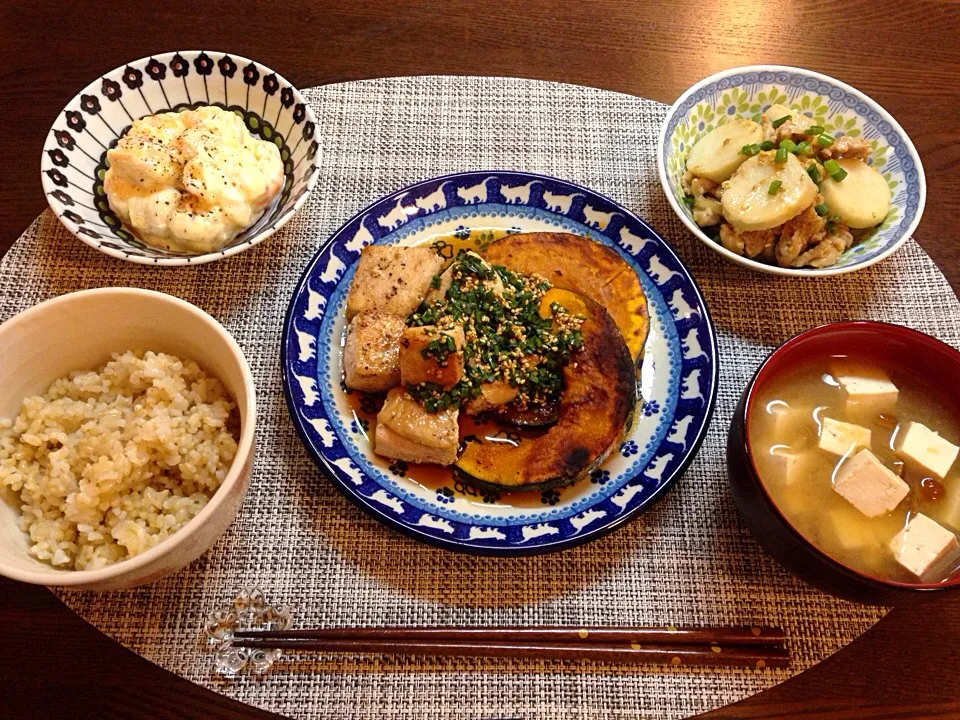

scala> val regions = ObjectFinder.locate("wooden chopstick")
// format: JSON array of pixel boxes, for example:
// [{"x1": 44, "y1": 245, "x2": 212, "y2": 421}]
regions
[
  {"x1": 233, "y1": 625, "x2": 784, "y2": 646},
  {"x1": 230, "y1": 626, "x2": 788, "y2": 668}
]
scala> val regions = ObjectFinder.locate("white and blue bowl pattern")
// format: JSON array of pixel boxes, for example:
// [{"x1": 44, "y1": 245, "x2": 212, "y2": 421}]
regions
[
  {"x1": 657, "y1": 65, "x2": 925, "y2": 276},
  {"x1": 282, "y1": 171, "x2": 718, "y2": 555},
  {"x1": 40, "y1": 51, "x2": 321, "y2": 266}
]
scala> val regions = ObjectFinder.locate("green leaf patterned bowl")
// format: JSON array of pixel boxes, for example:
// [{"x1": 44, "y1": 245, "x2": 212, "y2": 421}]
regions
[{"x1": 657, "y1": 65, "x2": 925, "y2": 277}]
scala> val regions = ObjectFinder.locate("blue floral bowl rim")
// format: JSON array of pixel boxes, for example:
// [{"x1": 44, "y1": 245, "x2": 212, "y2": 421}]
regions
[
  {"x1": 280, "y1": 169, "x2": 720, "y2": 556},
  {"x1": 656, "y1": 64, "x2": 927, "y2": 278},
  {"x1": 40, "y1": 50, "x2": 321, "y2": 267}
]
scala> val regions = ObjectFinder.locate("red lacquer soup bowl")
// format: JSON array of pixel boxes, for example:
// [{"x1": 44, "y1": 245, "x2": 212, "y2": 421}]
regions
[{"x1": 727, "y1": 321, "x2": 960, "y2": 604}]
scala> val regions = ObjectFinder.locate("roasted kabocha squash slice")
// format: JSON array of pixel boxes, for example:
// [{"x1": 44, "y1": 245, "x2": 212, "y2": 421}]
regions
[
  {"x1": 454, "y1": 288, "x2": 635, "y2": 491},
  {"x1": 482, "y1": 232, "x2": 649, "y2": 364}
]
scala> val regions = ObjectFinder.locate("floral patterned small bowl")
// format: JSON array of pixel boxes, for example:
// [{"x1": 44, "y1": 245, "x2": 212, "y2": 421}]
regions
[
  {"x1": 657, "y1": 65, "x2": 925, "y2": 277},
  {"x1": 41, "y1": 51, "x2": 321, "y2": 265}
]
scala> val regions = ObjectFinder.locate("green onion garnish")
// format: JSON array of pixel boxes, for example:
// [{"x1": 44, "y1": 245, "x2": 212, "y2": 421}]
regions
[
  {"x1": 683, "y1": 194, "x2": 695, "y2": 209},
  {"x1": 795, "y1": 141, "x2": 812, "y2": 155},
  {"x1": 817, "y1": 134, "x2": 835, "y2": 147},
  {"x1": 823, "y1": 159, "x2": 847, "y2": 181},
  {"x1": 806, "y1": 125, "x2": 824, "y2": 135},
  {"x1": 774, "y1": 147, "x2": 788, "y2": 164},
  {"x1": 815, "y1": 203, "x2": 829, "y2": 216},
  {"x1": 760, "y1": 140, "x2": 775, "y2": 151},
  {"x1": 780, "y1": 139, "x2": 797, "y2": 153},
  {"x1": 741, "y1": 144, "x2": 760, "y2": 157},
  {"x1": 768, "y1": 180, "x2": 782, "y2": 195},
  {"x1": 772, "y1": 114, "x2": 791, "y2": 129},
  {"x1": 806, "y1": 164, "x2": 820, "y2": 183}
]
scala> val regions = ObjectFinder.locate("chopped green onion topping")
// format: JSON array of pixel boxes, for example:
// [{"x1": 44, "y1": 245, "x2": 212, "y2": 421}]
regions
[
  {"x1": 760, "y1": 140, "x2": 776, "y2": 151},
  {"x1": 806, "y1": 164, "x2": 820, "y2": 183},
  {"x1": 774, "y1": 147, "x2": 788, "y2": 164},
  {"x1": 780, "y1": 139, "x2": 797, "y2": 153},
  {"x1": 806, "y1": 125, "x2": 824, "y2": 135},
  {"x1": 795, "y1": 141, "x2": 812, "y2": 155},
  {"x1": 682, "y1": 194, "x2": 695, "y2": 209},
  {"x1": 816, "y1": 134, "x2": 835, "y2": 147},
  {"x1": 772, "y1": 115, "x2": 791, "y2": 129},
  {"x1": 814, "y1": 203, "x2": 830, "y2": 216},
  {"x1": 741, "y1": 143, "x2": 760, "y2": 157},
  {"x1": 768, "y1": 180, "x2": 783, "y2": 195},
  {"x1": 822, "y1": 159, "x2": 847, "y2": 183}
]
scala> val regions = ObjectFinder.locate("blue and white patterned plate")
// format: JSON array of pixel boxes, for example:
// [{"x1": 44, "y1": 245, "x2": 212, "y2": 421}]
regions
[
  {"x1": 281, "y1": 171, "x2": 718, "y2": 555},
  {"x1": 657, "y1": 65, "x2": 926, "y2": 277}
]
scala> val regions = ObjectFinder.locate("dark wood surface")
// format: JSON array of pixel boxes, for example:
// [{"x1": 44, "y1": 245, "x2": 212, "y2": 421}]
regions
[{"x1": 1, "y1": 1, "x2": 959, "y2": 718}]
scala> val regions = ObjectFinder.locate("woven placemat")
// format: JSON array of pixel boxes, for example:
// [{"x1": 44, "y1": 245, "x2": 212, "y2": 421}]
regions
[{"x1": 3, "y1": 76, "x2": 958, "y2": 720}]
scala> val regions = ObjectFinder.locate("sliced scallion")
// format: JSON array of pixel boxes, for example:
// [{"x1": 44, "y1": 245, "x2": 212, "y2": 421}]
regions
[
  {"x1": 741, "y1": 143, "x2": 760, "y2": 157},
  {"x1": 774, "y1": 147, "x2": 788, "y2": 164},
  {"x1": 814, "y1": 203, "x2": 829, "y2": 216},
  {"x1": 806, "y1": 125, "x2": 824, "y2": 135},
  {"x1": 816, "y1": 134, "x2": 835, "y2": 147},
  {"x1": 823, "y1": 159, "x2": 847, "y2": 181},
  {"x1": 760, "y1": 140, "x2": 776, "y2": 151},
  {"x1": 780, "y1": 139, "x2": 797, "y2": 153},
  {"x1": 806, "y1": 164, "x2": 820, "y2": 183},
  {"x1": 768, "y1": 180, "x2": 783, "y2": 195},
  {"x1": 682, "y1": 194, "x2": 695, "y2": 209},
  {"x1": 795, "y1": 141, "x2": 812, "y2": 155},
  {"x1": 772, "y1": 115, "x2": 791, "y2": 129}
]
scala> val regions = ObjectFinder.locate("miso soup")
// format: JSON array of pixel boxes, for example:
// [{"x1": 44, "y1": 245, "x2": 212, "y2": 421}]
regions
[{"x1": 748, "y1": 355, "x2": 960, "y2": 584}]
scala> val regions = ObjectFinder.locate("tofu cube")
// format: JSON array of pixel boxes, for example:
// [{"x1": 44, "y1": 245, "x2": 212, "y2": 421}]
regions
[
  {"x1": 765, "y1": 400, "x2": 811, "y2": 438},
  {"x1": 833, "y1": 448, "x2": 910, "y2": 518},
  {"x1": 889, "y1": 513, "x2": 960, "y2": 579},
  {"x1": 399, "y1": 325, "x2": 465, "y2": 390},
  {"x1": 343, "y1": 311, "x2": 405, "y2": 392},
  {"x1": 768, "y1": 447, "x2": 814, "y2": 486},
  {"x1": 938, "y1": 482, "x2": 960, "y2": 533},
  {"x1": 345, "y1": 246, "x2": 445, "y2": 321},
  {"x1": 831, "y1": 363, "x2": 899, "y2": 416},
  {"x1": 894, "y1": 421, "x2": 959, "y2": 479},
  {"x1": 374, "y1": 388, "x2": 459, "y2": 465},
  {"x1": 827, "y1": 507, "x2": 878, "y2": 551},
  {"x1": 818, "y1": 417, "x2": 872, "y2": 456}
]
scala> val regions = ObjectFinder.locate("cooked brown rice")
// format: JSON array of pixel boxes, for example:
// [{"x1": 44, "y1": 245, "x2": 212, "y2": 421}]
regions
[{"x1": 0, "y1": 351, "x2": 239, "y2": 570}]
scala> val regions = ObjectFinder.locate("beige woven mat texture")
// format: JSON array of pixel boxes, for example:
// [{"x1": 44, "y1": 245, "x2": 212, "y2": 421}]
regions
[{"x1": 2, "y1": 76, "x2": 957, "y2": 719}]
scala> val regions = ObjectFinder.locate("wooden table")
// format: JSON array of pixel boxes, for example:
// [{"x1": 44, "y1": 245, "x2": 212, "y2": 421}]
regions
[{"x1": 1, "y1": 1, "x2": 959, "y2": 718}]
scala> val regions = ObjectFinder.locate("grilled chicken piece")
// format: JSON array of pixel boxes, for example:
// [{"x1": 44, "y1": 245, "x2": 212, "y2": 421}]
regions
[
  {"x1": 465, "y1": 380, "x2": 519, "y2": 416},
  {"x1": 345, "y1": 246, "x2": 444, "y2": 321},
  {"x1": 343, "y1": 310, "x2": 405, "y2": 392},
  {"x1": 719, "y1": 224, "x2": 777, "y2": 258},
  {"x1": 791, "y1": 226, "x2": 854, "y2": 268},
  {"x1": 775, "y1": 205, "x2": 827, "y2": 267},
  {"x1": 399, "y1": 325, "x2": 465, "y2": 389},
  {"x1": 819, "y1": 135, "x2": 872, "y2": 162},
  {"x1": 375, "y1": 388, "x2": 459, "y2": 465}
]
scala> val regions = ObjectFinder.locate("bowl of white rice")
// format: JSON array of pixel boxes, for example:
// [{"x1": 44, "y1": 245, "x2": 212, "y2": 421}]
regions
[{"x1": 0, "y1": 288, "x2": 255, "y2": 590}]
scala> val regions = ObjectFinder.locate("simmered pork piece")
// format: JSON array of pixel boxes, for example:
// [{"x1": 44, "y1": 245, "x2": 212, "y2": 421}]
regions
[
  {"x1": 345, "y1": 246, "x2": 444, "y2": 321},
  {"x1": 343, "y1": 310, "x2": 405, "y2": 392},
  {"x1": 374, "y1": 388, "x2": 459, "y2": 465},
  {"x1": 399, "y1": 325, "x2": 465, "y2": 390}
]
